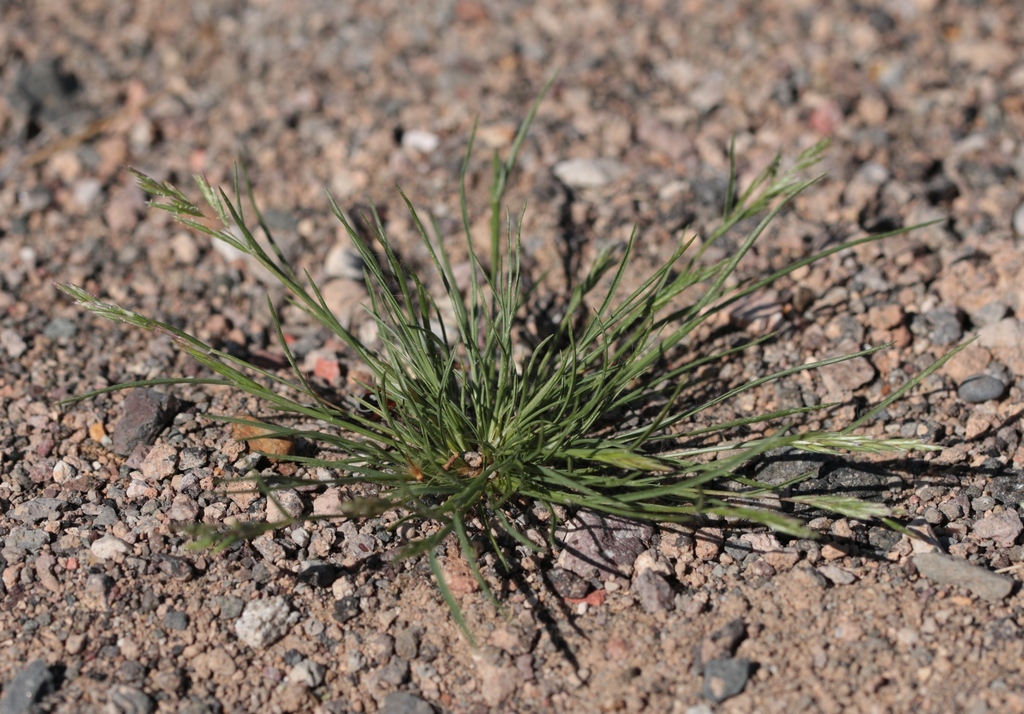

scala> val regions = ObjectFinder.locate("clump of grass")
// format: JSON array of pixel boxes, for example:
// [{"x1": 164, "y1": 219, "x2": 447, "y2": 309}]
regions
[{"x1": 61, "y1": 88, "x2": 957, "y2": 640}]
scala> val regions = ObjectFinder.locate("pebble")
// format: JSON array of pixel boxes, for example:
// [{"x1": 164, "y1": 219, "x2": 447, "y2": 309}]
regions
[
  {"x1": 106, "y1": 685, "x2": 155, "y2": 714},
  {"x1": 332, "y1": 596, "x2": 360, "y2": 624},
  {"x1": 5, "y1": 526, "x2": 50, "y2": 552},
  {"x1": 379, "y1": 691, "x2": 436, "y2": 714},
  {"x1": 702, "y1": 658, "x2": 751, "y2": 704},
  {"x1": 401, "y1": 129, "x2": 440, "y2": 153},
  {"x1": 288, "y1": 660, "x2": 326, "y2": 688},
  {"x1": 631, "y1": 569, "x2": 675, "y2": 613},
  {"x1": 139, "y1": 443, "x2": 178, "y2": 481},
  {"x1": 913, "y1": 552, "x2": 1013, "y2": 602},
  {"x1": 968, "y1": 301, "x2": 1009, "y2": 328},
  {"x1": 91, "y1": 535, "x2": 131, "y2": 560},
  {"x1": 556, "y1": 510, "x2": 653, "y2": 579},
  {"x1": 971, "y1": 509, "x2": 1023, "y2": 548},
  {"x1": 235, "y1": 597, "x2": 293, "y2": 649},
  {"x1": 164, "y1": 610, "x2": 190, "y2": 631},
  {"x1": 817, "y1": 564, "x2": 857, "y2": 585},
  {"x1": 324, "y1": 244, "x2": 366, "y2": 280},
  {"x1": 0, "y1": 328, "x2": 28, "y2": 358},
  {"x1": 112, "y1": 389, "x2": 181, "y2": 457},
  {"x1": 547, "y1": 567, "x2": 590, "y2": 599},
  {"x1": 0, "y1": 659, "x2": 56, "y2": 714},
  {"x1": 957, "y1": 374, "x2": 1005, "y2": 403},
  {"x1": 10, "y1": 497, "x2": 64, "y2": 524},
  {"x1": 819, "y1": 355, "x2": 876, "y2": 396},
  {"x1": 71, "y1": 178, "x2": 103, "y2": 210},
  {"x1": 51, "y1": 460, "x2": 77, "y2": 483},
  {"x1": 1013, "y1": 201, "x2": 1024, "y2": 238},
  {"x1": 552, "y1": 158, "x2": 627, "y2": 189},
  {"x1": 919, "y1": 307, "x2": 962, "y2": 346}
]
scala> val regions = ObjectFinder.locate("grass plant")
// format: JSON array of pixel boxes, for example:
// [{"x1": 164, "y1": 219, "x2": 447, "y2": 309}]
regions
[{"x1": 61, "y1": 88, "x2": 959, "y2": 641}]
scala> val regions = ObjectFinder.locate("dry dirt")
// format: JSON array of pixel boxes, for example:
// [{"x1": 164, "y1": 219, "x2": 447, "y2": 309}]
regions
[{"x1": 3, "y1": 1, "x2": 1024, "y2": 713}]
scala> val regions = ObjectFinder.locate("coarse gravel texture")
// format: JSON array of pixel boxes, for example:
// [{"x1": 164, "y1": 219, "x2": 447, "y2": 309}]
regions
[{"x1": 3, "y1": 1, "x2": 1024, "y2": 713}]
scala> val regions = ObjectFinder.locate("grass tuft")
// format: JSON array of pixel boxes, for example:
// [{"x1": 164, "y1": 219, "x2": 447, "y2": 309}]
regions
[{"x1": 60, "y1": 86, "x2": 960, "y2": 642}]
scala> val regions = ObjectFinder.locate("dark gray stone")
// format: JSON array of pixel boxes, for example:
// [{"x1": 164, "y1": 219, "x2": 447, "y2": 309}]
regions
[
  {"x1": 379, "y1": 691, "x2": 436, "y2": 714},
  {"x1": 917, "y1": 307, "x2": 962, "y2": 346},
  {"x1": 958, "y1": 374, "x2": 1006, "y2": 403},
  {"x1": 112, "y1": 389, "x2": 181, "y2": 456},
  {"x1": 0, "y1": 659, "x2": 56, "y2": 714},
  {"x1": 332, "y1": 596, "x2": 360, "y2": 624},
  {"x1": 164, "y1": 611, "x2": 189, "y2": 631},
  {"x1": 703, "y1": 658, "x2": 751, "y2": 703},
  {"x1": 9, "y1": 498, "x2": 64, "y2": 524}
]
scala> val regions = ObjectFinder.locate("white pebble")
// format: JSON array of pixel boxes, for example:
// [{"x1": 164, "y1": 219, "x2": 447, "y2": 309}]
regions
[
  {"x1": 234, "y1": 596, "x2": 292, "y2": 649},
  {"x1": 52, "y1": 460, "x2": 78, "y2": 483},
  {"x1": 91, "y1": 535, "x2": 131, "y2": 560},
  {"x1": 401, "y1": 129, "x2": 440, "y2": 153},
  {"x1": 1013, "y1": 201, "x2": 1024, "y2": 238}
]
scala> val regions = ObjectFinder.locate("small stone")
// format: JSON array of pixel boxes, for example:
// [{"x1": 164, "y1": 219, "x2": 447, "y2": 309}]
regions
[
  {"x1": 972, "y1": 496, "x2": 997, "y2": 514},
  {"x1": 71, "y1": 178, "x2": 103, "y2": 209},
  {"x1": 324, "y1": 244, "x2": 366, "y2": 280},
  {"x1": 1013, "y1": 201, "x2": 1024, "y2": 238},
  {"x1": 698, "y1": 619, "x2": 747, "y2": 666},
  {"x1": 43, "y1": 317, "x2": 77, "y2": 340},
  {"x1": 971, "y1": 509, "x2": 1023, "y2": 548},
  {"x1": 164, "y1": 611, "x2": 189, "y2": 631},
  {"x1": 332, "y1": 596, "x2": 360, "y2": 624},
  {"x1": 235, "y1": 597, "x2": 292, "y2": 649},
  {"x1": 819, "y1": 355, "x2": 875, "y2": 396},
  {"x1": 91, "y1": 535, "x2": 131, "y2": 560},
  {"x1": 401, "y1": 129, "x2": 440, "y2": 153},
  {"x1": 51, "y1": 460, "x2": 77, "y2": 483},
  {"x1": 547, "y1": 568, "x2": 590, "y2": 599},
  {"x1": 312, "y1": 489, "x2": 345, "y2": 517},
  {"x1": 913, "y1": 552, "x2": 1013, "y2": 602},
  {"x1": 265, "y1": 489, "x2": 304, "y2": 523},
  {"x1": 88, "y1": 423, "x2": 107, "y2": 442},
  {"x1": 702, "y1": 658, "x2": 750, "y2": 704},
  {"x1": 139, "y1": 443, "x2": 178, "y2": 480},
  {"x1": 231, "y1": 418, "x2": 294, "y2": 459},
  {"x1": 556, "y1": 510, "x2": 653, "y2": 578},
  {"x1": 968, "y1": 301, "x2": 1009, "y2": 329},
  {"x1": 288, "y1": 660, "x2": 326, "y2": 688},
  {"x1": 632, "y1": 569, "x2": 675, "y2": 613},
  {"x1": 0, "y1": 328, "x2": 27, "y2": 358},
  {"x1": 553, "y1": 158, "x2": 627, "y2": 189},
  {"x1": 106, "y1": 685, "x2": 155, "y2": 714},
  {"x1": 762, "y1": 549, "x2": 800, "y2": 571},
  {"x1": 920, "y1": 307, "x2": 962, "y2": 346},
  {"x1": 957, "y1": 374, "x2": 1006, "y2": 403},
  {"x1": 818, "y1": 564, "x2": 857, "y2": 585},
  {"x1": 379, "y1": 691, "x2": 436, "y2": 714},
  {"x1": 5, "y1": 526, "x2": 49, "y2": 552},
  {"x1": 0, "y1": 660, "x2": 56, "y2": 714},
  {"x1": 10, "y1": 497, "x2": 64, "y2": 524},
  {"x1": 170, "y1": 232, "x2": 199, "y2": 264},
  {"x1": 112, "y1": 389, "x2": 180, "y2": 457}
]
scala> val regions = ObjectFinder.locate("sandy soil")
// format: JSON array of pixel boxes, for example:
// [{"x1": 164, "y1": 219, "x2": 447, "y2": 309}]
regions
[{"x1": 2, "y1": 1, "x2": 1024, "y2": 712}]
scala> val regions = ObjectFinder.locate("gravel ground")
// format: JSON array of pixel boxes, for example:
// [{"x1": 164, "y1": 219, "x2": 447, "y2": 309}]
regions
[{"x1": 3, "y1": 1, "x2": 1024, "y2": 712}]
